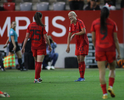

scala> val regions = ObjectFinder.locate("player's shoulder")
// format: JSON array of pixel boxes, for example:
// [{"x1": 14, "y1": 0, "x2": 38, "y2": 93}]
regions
[
  {"x1": 77, "y1": 18, "x2": 84, "y2": 23},
  {"x1": 92, "y1": 18, "x2": 100, "y2": 24},
  {"x1": 107, "y1": 18, "x2": 116, "y2": 25}
]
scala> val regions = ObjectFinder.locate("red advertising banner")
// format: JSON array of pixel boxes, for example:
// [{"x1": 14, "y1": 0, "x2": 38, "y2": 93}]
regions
[{"x1": 0, "y1": 10, "x2": 123, "y2": 44}]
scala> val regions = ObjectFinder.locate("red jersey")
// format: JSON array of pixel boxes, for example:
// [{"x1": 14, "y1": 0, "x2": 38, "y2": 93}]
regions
[
  {"x1": 91, "y1": 18, "x2": 118, "y2": 51},
  {"x1": 69, "y1": 19, "x2": 89, "y2": 46},
  {"x1": 26, "y1": 22, "x2": 47, "y2": 49}
]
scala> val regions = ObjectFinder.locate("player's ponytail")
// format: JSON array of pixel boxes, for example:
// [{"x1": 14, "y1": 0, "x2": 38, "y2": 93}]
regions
[
  {"x1": 100, "y1": 7, "x2": 109, "y2": 31},
  {"x1": 34, "y1": 12, "x2": 45, "y2": 27}
]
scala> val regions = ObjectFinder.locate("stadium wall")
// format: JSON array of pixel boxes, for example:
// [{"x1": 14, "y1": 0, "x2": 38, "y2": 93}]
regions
[{"x1": 0, "y1": 10, "x2": 124, "y2": 68}]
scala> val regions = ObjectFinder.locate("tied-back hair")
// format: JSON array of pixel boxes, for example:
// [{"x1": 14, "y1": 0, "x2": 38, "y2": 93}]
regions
[
  {"x1": 34, "y1": 12, "x2": 45, "y2": 27},
  {"x1": 100, "y1": 7, "x2": 109, "y2": 31}
]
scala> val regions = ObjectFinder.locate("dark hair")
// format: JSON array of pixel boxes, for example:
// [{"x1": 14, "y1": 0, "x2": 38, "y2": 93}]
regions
[
  {"x1": 100, "y1": 7, "x2": 109, "y2": 31},
  {"x1": 34, "y1": 12, "x2": 45, "y2": 27}
]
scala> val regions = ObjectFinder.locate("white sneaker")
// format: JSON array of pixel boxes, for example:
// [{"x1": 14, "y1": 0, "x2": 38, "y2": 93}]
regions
[
  {"x1": 51, "y1": 66, "x2": 55, "y2": 70},
  {"x1": 46, "y1": 66, "x2": 51, "y2": 70}
]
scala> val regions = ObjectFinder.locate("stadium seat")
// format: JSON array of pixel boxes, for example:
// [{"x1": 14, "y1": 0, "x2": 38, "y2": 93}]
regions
[
  {"x1": 20, "y1": 2, "x2": 32, "y2": 11},
  {"x1": 7, "y1": 0, "x2": 13, "y2": 2},
  {"x1": 36, "y1": 2, "x2": 49, "y2": 11},
  {"x1": 23, "y1": 0, "x2": 32, "y2": 2},
  {"x1": 32, "y1": 0, "x2": 40, "y2": 3},
  {"x1": 53, "y1": 2, "x2": 65, "y2": 11},
  {"x1": 40, "y1": 0, "x2": 49, "y2": 2},
  {"x1": 3, "y1": 2, "x2": 15, "y2": 11}
]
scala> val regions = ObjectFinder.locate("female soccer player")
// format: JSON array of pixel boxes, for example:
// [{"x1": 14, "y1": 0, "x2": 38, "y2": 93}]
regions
[
  {"x1": 3, "y1": 21, "x2": 26, "y2": 71},
  {"x1": 22, "y1": 12, "x2": 52, "y2": 83},
  {"x1": 66, "y1": 11, "x2": 89, "y2": 82},
  {"x1": 91, "y1": 6, "x2": 120, "y2": 99}
]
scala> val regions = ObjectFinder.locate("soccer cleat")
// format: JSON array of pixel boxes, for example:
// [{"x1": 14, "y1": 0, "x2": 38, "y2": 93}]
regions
[
  {"x1": 102, "y1": 94, "x2": 108, "y2": 99},
  {"x1": 34, "y1": 79, "x2": 41, "y2": 83},
  {"x1": 108, "y1": 86, "x2": 115, "y2": 97},
  {"x1": 38, "y1": 78, "x2": 42, "y2": 82},
  {"x1": 0, "y1": 91, "x2": 10, "y2": 97},
  {"x1": 75, "y1": 78, "x2": 85, "y2": 82}
]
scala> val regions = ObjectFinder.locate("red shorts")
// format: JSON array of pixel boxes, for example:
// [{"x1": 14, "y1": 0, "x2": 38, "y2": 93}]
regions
[
  {"x1": 31, "y1": 49, "x2": 46, "y2": 57},
  {"x1": 75, "y1": 44, "x2": 89, "y2": 56},
  {"x1": 95, "y1": 51, "x2": 116, "y2": 63}
]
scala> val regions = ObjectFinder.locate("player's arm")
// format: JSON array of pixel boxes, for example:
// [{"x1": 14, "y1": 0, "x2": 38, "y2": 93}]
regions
[
  {"x1": 22, "y1": 33, "x2": 30, "y2": 54},
  {"x1": 113, "y1": 32, "x2": 121, "y2": 58},
  {"x1": 66, "y1": 32, "x2": 72, "y2": 53},
  {"x1": 44, "y1": 34, "x2": 52, "y2": 52},
  {"x1": 75, "y1": 28, "x2": 86, "y2": 35},
  {"x1": 67, "y1": 32, "x2": 72, "y2": 47},
  {"x1": 92, "y1": 32, "x2": 96, "y2": 47},
  {"x1": 3, "y1": 38, "x2": 9, "y2": 48}
]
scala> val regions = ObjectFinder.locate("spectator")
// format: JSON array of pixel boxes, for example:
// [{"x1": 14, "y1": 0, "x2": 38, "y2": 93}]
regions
[
  {"x1": 104, "y1": 0, "x2": 116, "y2": 10},
  {"x1": 121, "y1": 0, "x2": 124, "y2": 8},
  {"x1": 43, "y1": 36, "x2": 58, "y2": 70},
  {"x1": 68, "y1": 0, "x2": 84, "y2": 10},
  {"x1": 85, "y1": 0, "x2": 101, "y2": 10},
  {"x1": 104, "y1": 0, "x2": 116, "y2": 6}
]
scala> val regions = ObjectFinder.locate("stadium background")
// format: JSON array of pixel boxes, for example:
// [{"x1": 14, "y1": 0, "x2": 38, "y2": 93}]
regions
[{"x1": 0, "y1": 6, "x2": 124, "y2": 68}]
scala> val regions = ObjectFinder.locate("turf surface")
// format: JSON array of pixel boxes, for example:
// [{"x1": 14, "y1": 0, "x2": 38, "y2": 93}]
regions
[{"x1": 0, "y1": 68, "x2": 124, "y2": 100}]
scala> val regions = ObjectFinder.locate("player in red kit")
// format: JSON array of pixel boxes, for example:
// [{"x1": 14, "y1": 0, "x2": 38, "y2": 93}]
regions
[
  {"x1": 66, "y1": 11, "x2": 89, "y2": 82},
  {"x1": 22, "y1": 12, "x2": 52, "y2": 83},
  {"x1": 91, "y1": 6, "x2": 120, "y2": 99}
]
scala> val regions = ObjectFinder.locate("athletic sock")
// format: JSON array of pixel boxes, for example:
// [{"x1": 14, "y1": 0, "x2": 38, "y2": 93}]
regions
[
  {"x1": 78, "y1": 62, "x2": 82, "y2": 78},
  {"x1": 109, "y1": 77, "x2": 115, "y2": 87},
  {"x1": 78, "y1": 61, "x2": 85, "y2": 78},
  {"x1": 35, "y1": 62, "x2": 42, "y2": 79},
  {"x1": 18, "y1": 58, "x2": 23, "y2": 69},
  {"x1": 101, "y1": 84, "x2": 107, "y2": 94}
]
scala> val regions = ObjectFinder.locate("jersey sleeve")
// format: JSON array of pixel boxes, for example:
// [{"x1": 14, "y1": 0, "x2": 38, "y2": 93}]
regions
[
  {"x1": 113, "y1": 22, "x2": 118, "y2": 33},
  {"x1": 79, "y1": 20, "x2": 85, "y2": 29},
  {"x1": 43, "y1": 27, "x2": 47, "y2": 34},
  {"x1": 26, "y1": 24, "x2": 30, "y2": 33},
  {"x1": 91, "y1": 21, "x2": 95, "y2": 32},
  {"x1": 9, "y1": 30, "x2": 14, "y2": 36}
]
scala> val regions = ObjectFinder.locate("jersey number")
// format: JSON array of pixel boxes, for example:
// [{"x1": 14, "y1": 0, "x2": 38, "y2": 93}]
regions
[
  {"x1": 30, "y1": 29, "x2": 41, "y2": 41},
  {"x1": 100, "y1": 27, "x2": 107, "y2": 40}
]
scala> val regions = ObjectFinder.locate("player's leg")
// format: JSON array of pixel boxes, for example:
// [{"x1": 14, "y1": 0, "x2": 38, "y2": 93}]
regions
[
  {"x1": 79, "y1": 55, "x2": 85, "y2": 79},
  {"x1": 34, "y1": 49, "x2": 45, "y2": 83},
  {"x1": 107, "y1": 52, "x2": 116, "y2": 97},
  {"x1": 97, "y1": 61, "x2": 108, "y2": 99},
  {"x1": 96, "y1": 52, "x2": 108, "y2": 99}
]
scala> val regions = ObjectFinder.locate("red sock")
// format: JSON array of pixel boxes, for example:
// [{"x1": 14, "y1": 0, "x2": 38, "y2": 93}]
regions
[
  {"x1": 78, "y1": 62, "x2": 82, "y2": 78},
  {"x1": 109, "y1": 77, "x2": 115, "y2": 87},
  {"x1": 35, "y1": 62, "x2": 42, "y2": 79},
  {"x1": 79, "y1": 61, "x2": 85, "y2": 78},
  {"x1": 37, "y1": 62, "x2": 42, "y2": 79},
  {"x1": 101, "y1": 84, "x2": 107, "y2": 94},
  {"x1": 35, "y1": 61, "x2": 37, "y2": 70}
]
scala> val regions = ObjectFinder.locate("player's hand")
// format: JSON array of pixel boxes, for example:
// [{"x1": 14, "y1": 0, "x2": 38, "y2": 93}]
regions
[
  {"x1": 70, "y1": 34, "x2": 75, "y2": 41},
  {"x1": 66, "y1": 47, "x2": 70, "y2": 53},
  {"x1": 3, "y1": 44, "x2": 7, "y2": 48},
  {"x1": 13, "y1": 46, "x2": 16, "y2": 51},
  {"x1": 21, "y1": 48, "x2": 25, "y2": 54},
  {"x1": 48, "y1": 46, "x2": 52, "y2": 52},
  {"x1": 117, "y1": 53, "x2": 121, "y2": 59}
]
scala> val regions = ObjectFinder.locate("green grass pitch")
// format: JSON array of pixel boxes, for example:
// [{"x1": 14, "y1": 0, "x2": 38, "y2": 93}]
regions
[{"x1": 0, "y1": 68, "x2": 124, "y2": 100}]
